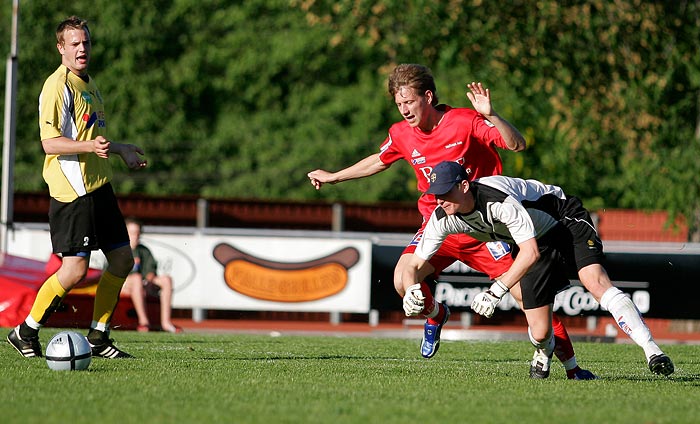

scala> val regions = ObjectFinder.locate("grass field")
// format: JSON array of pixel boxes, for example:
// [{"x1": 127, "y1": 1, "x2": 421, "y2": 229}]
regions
[{"x1": 2, "y1": 328, "x2": 699, "y2": 424}]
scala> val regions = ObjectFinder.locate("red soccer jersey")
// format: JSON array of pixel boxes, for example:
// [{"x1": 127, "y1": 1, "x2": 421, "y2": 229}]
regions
[{"x1": 378, "y1": 105, "x2": 510, "y2": 218}]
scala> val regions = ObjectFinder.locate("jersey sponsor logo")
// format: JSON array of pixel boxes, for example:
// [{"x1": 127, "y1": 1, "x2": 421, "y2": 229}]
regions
[
  {"x1": 411, "y1": 157, "x2": 426, "y2": 165},
  {"x1": 418, "y1": 166, "x2": 432, "y2": 182},
  {"x1": 82, "y1": 111, "x2": 106, "y2": 129},
  {"x1": 418, "y1": 159, "x2": 467, "y2": 183},
  {"x1": 444, "y1": 141, "x2": 464, "y2": 149},
  {"x1": 485, "y1": 241, "x2": 511, "y2": 260},
  {"x1": 83, "y1": 112, "x2": 98, "y2": 128}
]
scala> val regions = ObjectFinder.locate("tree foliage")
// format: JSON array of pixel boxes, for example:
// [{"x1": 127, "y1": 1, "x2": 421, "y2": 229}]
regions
[{"x1": 1, "y1": 0, "x2": 699, "y2": 238}]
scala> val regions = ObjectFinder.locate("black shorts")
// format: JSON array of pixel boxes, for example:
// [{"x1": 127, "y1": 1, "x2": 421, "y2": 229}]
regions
[
  {"x1": 514, "y1": 197, "x2": 605, "y2": 309},
  {"x1": 49, "y1": 183, "x2": 129, "y2": 255},
  {"x1": 559, "y1": 196, "x2": 605, "y2": 270},
  {"x1": 514, "y1": 226, "x2": 573, "y2": 309}
]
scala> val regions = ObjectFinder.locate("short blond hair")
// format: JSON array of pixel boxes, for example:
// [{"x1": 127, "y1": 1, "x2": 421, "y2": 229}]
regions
[{"x1": 56, "y1": 16, "x2": 90, "y2": 45}]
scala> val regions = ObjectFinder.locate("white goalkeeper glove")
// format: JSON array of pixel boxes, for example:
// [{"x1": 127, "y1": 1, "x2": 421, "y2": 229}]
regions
[
  {"x1": 402, "y1": 284, "x2": 426, "y2": 316},
  {"x1": 471, "y1": 280, "x2": 510, "y2": 318}
]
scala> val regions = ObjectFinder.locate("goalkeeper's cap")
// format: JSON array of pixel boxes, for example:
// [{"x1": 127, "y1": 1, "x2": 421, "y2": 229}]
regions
[{"x1": 425, "y1": 161, "x2": 468, "y2": 195}]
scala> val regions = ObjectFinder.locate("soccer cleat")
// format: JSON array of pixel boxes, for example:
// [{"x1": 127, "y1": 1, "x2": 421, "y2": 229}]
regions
[
  {"x1": 568, "y1": 368, "x2": 598, "y2": 380},
  {"x1": 7, "y1": 326, "x2": 43, "y2": 358},
  {"x1": 420, "y1": 303, "x2": 450, "y2": 359},
  {"x1": 648, "y1": 354, "x2": 674, "y2": 376},
  {"x1": 88, "y1": 330, "x2": 134, "y2": 359},
  {"x1": 529, "y1": 348, "x2": 553, "y2": 379}
]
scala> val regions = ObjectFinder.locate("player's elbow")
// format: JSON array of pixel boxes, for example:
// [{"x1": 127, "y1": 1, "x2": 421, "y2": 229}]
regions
[
  {"x1": 511, "y1": 139, "x2": 527, "y2": 152},
  {"x1": 525, "y1": 246, "x2": 540, "y2": 266}
]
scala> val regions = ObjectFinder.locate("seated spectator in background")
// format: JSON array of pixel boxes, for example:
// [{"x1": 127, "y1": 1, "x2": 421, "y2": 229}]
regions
[{"x1": 121, "y1": 217, "x2": 182, "y2": 333}]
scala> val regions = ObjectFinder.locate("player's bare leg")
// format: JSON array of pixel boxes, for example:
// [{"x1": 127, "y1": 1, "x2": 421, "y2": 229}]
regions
[{"x1": 523, "y1": 305, "x2": 555, "y2": 379}]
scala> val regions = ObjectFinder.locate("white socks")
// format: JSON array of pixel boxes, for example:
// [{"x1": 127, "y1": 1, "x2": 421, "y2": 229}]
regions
[
  {"x1": 528, "y1": 327, "x2": 555, "y2": 356},
  {"x1": 600, "y1": 287, "x2": 663, "y2": 360}
]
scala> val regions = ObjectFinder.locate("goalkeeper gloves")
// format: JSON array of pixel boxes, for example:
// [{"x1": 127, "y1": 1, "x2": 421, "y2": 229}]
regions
[
  {"x1": 471, "y1": 280, "x2": 509, "y2": 318},
  {"x1": 402, "y1": 283, "x2": 425, "y2": 316}
]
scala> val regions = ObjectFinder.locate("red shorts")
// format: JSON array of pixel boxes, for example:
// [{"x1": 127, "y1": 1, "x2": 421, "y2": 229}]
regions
[{"x1": 403, "y1": 226, "x2": 513, "y2": 280}]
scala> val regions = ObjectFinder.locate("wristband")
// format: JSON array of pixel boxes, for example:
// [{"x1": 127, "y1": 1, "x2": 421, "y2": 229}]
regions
[{"x1": 488, "y1": 279, "x2": 509, "y2": 299}]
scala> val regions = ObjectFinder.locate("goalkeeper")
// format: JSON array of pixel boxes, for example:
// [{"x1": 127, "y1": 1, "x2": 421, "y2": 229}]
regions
[{"x1": 402, "y1": 161, "x2": 675, "y2": 378}]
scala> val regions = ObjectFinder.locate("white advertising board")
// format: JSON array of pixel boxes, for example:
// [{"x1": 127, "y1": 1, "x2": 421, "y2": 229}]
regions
[{"x1": 7, "y1": 226, "x2": 372, "y2": 313}]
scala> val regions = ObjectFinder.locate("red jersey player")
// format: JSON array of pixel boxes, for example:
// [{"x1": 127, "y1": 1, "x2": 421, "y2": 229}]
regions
[{"x1": 308, "y1": 64, "x2": 595, "y2": 379}]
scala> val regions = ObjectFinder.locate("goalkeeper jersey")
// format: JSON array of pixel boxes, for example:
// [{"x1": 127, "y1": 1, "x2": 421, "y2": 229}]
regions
[{"x1": 39, "y1": 65, "x2": 112, "y2": 202}]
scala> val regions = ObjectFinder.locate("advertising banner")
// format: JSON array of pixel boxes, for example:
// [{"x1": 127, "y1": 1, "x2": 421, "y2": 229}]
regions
[
  {"x1": 370, "y1": 243, "x2": 700, "y2": 319},
  {"x1": 7, "y1": 227, "x2": 373, "y2": 313}
]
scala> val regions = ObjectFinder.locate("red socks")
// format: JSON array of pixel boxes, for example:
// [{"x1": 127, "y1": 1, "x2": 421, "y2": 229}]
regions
[{"x1": 552, "y1": 314, "x2": 575, "y2": 363}]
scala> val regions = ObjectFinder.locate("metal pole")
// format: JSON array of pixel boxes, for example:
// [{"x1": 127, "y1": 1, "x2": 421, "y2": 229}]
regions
[
  {"x1": 1, "y1": 0, "x2": 19, "y2": 253},
  {"x1": 331, "y1": 202, "x2": 344, "y2": 232}
]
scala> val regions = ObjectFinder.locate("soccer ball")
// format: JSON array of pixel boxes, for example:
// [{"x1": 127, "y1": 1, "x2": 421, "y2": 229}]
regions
[{"x1": 45, "y1": 331, "x2": 92, "y2": 371}]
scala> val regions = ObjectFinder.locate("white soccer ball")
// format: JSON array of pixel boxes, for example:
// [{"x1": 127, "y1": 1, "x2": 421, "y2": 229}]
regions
[{"x1": 45, "y1": 331, "x2": 92, "y2": 371}]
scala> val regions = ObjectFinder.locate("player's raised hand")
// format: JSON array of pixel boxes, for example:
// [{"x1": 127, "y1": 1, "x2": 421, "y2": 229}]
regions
[{"x1": 466, "y1": 82, "x2": 493, "y2": 116}]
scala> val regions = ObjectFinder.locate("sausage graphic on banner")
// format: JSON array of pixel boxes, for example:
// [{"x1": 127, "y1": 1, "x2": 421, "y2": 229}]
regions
[{"x1": 213, "y1": 243, "x2": 359, "y2": 302}]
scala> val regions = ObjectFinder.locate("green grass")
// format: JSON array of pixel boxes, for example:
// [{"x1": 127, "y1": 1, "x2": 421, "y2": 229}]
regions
[{"x1": 2, "y1": 328, "x2": 699, "y2": 424}]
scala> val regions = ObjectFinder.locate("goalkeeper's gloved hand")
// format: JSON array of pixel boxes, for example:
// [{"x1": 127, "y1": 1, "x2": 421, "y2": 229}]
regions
[
  {"x1": 471, "y1": 280, "x2": 509, "y2": 318},
  {"x1": 402, "y1": 283, "x2": 426, "y2": 317}
]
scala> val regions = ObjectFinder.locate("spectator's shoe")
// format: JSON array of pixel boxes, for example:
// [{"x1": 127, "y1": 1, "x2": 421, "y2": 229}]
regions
[
  {"x1": 648, "y1": 354, "x2": 674, "y2": 376},
  {"x1": 7, "y1": 326, "x2": 42, "y2": 358},
  {"x1": 568, "y1": 368, "x2": 598, "y2": 380},
  {"x1": 529, "y1": 348, "x2": 553, "y2": 379},
  {"x1": 420, "y1": 303, "x2": 450, "y2": 359},
  {"x1": 163, "y1": 325, "x2": 184, "y2": 334},
  {"x1": 88, "y1": 330, "x2": 134, "y2": 359}
]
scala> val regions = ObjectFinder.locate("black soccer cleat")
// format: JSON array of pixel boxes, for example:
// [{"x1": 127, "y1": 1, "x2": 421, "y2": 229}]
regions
[
  {"x1": 7, "y1": 326, "x2": 43, "y2": 358},
  {"x1": 648, "y1": 354, "x2": 674, "y2": 377},
  {"x1": 529, "y1": 348, "x2": 553, "y2": 379},
  {"x1": 88, "y1": 330, "x2": 134, "y2": 359}
]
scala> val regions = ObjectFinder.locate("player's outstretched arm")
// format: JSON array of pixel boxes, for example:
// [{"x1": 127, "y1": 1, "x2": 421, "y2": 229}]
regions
[{"x1": 307, "y1": 153, "x2": 389, "y2": 190}]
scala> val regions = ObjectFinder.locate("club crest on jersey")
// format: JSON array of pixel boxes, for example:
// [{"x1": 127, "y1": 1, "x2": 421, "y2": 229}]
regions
[{"x1": 81, "y1": 91, "x2": 93, "y2": 104}]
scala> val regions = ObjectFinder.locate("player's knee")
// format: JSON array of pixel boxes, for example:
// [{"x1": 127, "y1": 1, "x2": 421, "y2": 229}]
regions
[
  {"x1": 528, "y1": 325, "x2": 552, "y2": 345},
  {"x1": 106, "y1": 247, "x2": 135, "y2": 277}
]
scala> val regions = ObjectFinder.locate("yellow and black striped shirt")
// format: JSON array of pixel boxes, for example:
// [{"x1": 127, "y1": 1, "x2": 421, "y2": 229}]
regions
[{"x1": 39, "y1": 65, "x2": 112, "y2": 202}]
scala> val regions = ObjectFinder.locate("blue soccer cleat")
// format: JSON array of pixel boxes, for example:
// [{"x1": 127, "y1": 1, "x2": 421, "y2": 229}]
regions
[
  {"x1": 568, "y1": 368, "x2": 598, "y2": 380},
  {"x1": 420, "y1": 303, "x2": 450, "y2": 358}
]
